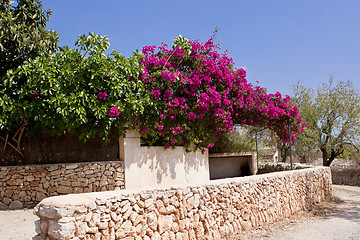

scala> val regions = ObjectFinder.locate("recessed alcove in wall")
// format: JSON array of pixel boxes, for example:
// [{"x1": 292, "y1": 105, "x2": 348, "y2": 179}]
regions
[{"x1": 209, "y1": 152, "x2": 257, "y2": 180}]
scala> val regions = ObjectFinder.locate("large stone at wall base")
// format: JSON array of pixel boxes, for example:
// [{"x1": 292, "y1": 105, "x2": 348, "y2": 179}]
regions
[
  {"x1": 9, "y1": 200, "x2": 23, "y2": 209},
  {"x1": 0, "y1": 201, "x2": 8, "y2": 210}
]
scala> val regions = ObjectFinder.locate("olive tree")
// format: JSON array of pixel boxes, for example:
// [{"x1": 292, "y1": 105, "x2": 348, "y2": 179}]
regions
[{"x1": 292, "y1": 80, "x2": 360, "y2": 166}]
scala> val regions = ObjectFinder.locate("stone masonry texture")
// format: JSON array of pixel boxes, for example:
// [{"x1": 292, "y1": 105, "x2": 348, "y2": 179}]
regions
[
  {"x1": 33, "y1": 167, "x2": 332, "y2": 240},
  {"x1": 0, "y1": 161, "x2": 125, "y2": 209},
  {"x1": 331, "y1": 167, "x2": 360, "y2": 186}
]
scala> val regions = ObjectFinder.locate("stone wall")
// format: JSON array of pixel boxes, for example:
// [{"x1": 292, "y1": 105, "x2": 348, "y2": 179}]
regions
[
  {"x1": 331, "y1": 167, "x2": 360, "y2": 186},
  {"x1": 33, "y1": 167, "x2": 332, "y2": 240},
  {"x1": 258, "y1": 163, "x2": 360, "y2": 187},
  {"x1": 258, "y1": 162, "x2": 312, "y2": 174},
  {"x1": 0, "y1": 161, "x2": 124, "y2": 209}
]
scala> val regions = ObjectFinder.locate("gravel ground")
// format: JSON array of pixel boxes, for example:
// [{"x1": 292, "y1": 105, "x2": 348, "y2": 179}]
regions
[{"x1": 0, "y1": 185, "x2": 359, "y2": 240}]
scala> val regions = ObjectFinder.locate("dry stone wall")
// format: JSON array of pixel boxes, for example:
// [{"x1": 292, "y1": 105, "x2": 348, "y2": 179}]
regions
[
  {"x1": 331, "y1": 167, "x2": 360, "y2": 186},
  {"x1": 257, "y1": 162, "x2": 312, "y2": 174},
  {"x1": 0, "y1": 161, "x2": 124, "y2": 209},
  {"x1": 33, "y1": 167, "x2": 332, "y2": 240}
]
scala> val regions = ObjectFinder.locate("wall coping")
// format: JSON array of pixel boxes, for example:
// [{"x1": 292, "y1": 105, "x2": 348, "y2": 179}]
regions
[
  {"x1": 36, "y1": 167, "x2": 328, "y2": 209},
  {"x1": 0, "y1": 160, "x2": 120, "y2": 169},
  {"x1": 209, "y1": 152, "x2": 254, "y2": 158}
]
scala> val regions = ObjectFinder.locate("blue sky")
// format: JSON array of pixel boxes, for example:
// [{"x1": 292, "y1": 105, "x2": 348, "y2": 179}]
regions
[{"x1": 43, "y1": 0, "x2": 360, "y2": 95}]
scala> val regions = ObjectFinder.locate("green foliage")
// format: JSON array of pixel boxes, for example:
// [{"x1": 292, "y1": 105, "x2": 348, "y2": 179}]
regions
[
  {"x1": 291, "y1": 80, "x2": 360, "y2": 166},
  {"x1": 0, "y1": 33, "x2": 149, "y2": 140},
  {"x1": 210, "y1": 128, "x2": 255, "y2": 153},
  {"x1": 0, "y1": 0, "x2": 59, "y2": 76},
  {"x1": 290, "y1": 83, "x2": 320, "y2": 162}
]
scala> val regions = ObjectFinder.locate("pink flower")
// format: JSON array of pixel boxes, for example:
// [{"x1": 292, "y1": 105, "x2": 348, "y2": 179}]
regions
[
  {"x1": 201, "y1": 148, "x2": 206, "y2": 154},
  {"x1": 198, "y1": 93, "x2": 210, "y2": 111},
  {"x1": 98, "y1": 91, "x2": 107, "y2": 101},
  {"x1": 157, "y1": 125, "x2": 164, "y2": 131},
  {"x1": 129, "y1": 76, "x2": 136, "y2": 82},
  {"x1": 237, "y1": 68, "x2": 247, "y2": 78},
  {"x1": 188, "y1": 112, "x2": 196, "y2": 121},
  {"x1": 164, "y1": 90, "x2": 173, "y2": 100},
  {"x1": 178, "y1": 98, "x2": 186, "y2": 105},
  {"x1": 168, "y1": 98, "x2": 180, "y2": 108},
  {"x1": 151, "y1": 89, "x2": 161, "y2": 99},
  {"x1": 140, "y1": 71, "x2": 148, "y2": 80},
  {"x1": 140, "y1": 126, "x2": 148, "y2": 132},
  {"x1": 109, "y1": 106, "x2": 120, "y2": 117},
  {"x1": 175, "y1": 126, "x2": 181, "y2": 134},
  {"x1": 165, "y1": 143, "x2": 171, "y2": 148},
  {"x1": 142, "y1": 45, "x2": 156, "y2": 55},
  {"x1": 208, "y1": 143, "x2": 214, "y2": 148},
  {"x1": 161, "y1": 70, "x2": 176, "y2": 84}
]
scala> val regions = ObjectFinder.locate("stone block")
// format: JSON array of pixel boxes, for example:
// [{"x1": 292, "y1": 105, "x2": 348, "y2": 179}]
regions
[
  {"x1": 57, "y1": 186, "x2": 71, "y2": 194},
  {"x1": 158, "y1": 215, "x2": 173, "y2": 234},
  {"x1": 66, "y1": 164, "x2": 79, "y2": 170},
  {"x1": 147, "y1": 212, "x2": 158, "y2": 231},
  {"x1": 0, "y1": 201, "x2": 8, "y2": 210},
  {"x1": 36, "y1": 192, "x2": 48, "y2": 202},
  {"x1": 47, "y1": 219, "x2": 75, "y2": 240},
  {"x1": 9, "y1": 200, "x2": 23, "y2": 209}
]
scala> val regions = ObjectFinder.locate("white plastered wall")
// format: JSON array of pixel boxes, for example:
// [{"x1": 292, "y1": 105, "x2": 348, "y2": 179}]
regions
[{"x1": 120, "y1": 130, "x2": 210, "y2": 190}]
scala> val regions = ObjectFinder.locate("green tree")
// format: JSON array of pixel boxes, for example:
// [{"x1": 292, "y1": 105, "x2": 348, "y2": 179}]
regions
[
  {"x1": 292, "y1": 80, "x2": 360, "y2": 166},
  {"x1": 0, "y1": 0, "x2": 58, "y2": 76},
  {"x1": 290, "y1": 83, "x2": 320, "y2": 163},
  {"x1": 0, "y1": 33, "x2": 147, "y2": 141},
  {"x1": 210, "y1": 126, "x2": 255, "y2": 154}
]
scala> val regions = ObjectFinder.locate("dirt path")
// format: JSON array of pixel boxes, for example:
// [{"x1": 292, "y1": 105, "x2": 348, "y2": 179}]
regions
[
  {"x1": 0, "y1": 185, "x2": 359, "y2": 240},
  {"x1": 236, "y1": 185, "x2": 360, "y2": 240},
  {"x1": 0, "y1": 208, "x2": 37, "y2": 240}
]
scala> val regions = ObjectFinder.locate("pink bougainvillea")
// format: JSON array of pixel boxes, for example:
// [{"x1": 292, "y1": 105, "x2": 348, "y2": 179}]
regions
[
  {"x1": 109, "y1": 106, "x2": 120, "y2": 117},
  {"x1": 129, "y1": 36, "x2": 304, "y2": 150},
  {"x1": 98, "y1": 91, "x2": 107, "y2": 101}
]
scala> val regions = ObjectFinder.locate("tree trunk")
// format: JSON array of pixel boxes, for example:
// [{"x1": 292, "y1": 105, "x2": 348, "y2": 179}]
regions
[
  {"x1": 321, "y1": 148, "x2": 336, "y2": 166},
  {"x1": 299, "y1": 155, "x2": 307, "y2": 164},
  {"x1": 280, "y1": 148, "x2": 287, "y2": 162},
  {"x1": 326, "y1": 155, "x2": 336, "y2": 166},
  {"x1": 321, "y1": 148, "x2": 330, "y2": 166}
]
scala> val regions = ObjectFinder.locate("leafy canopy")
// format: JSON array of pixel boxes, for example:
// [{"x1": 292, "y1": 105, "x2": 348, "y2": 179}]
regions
[
  {"x1": 0, "y1": 0, "x2": 59, "y2": 76},
  {"x1": 0, "y1": 33, "x2": 148, "y2": 140},
  {"x1": 291, "y1": 80, "x2": 360, "y2": 166},
  {"x1": 1, "y1": 33, "x2": 305, "y2": 153}
]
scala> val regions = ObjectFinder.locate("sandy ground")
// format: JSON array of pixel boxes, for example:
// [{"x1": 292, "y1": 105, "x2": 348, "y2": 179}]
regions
[
  {"x1": 0, "y1": 208, "x2": 37, "y2": 240},
  {"x1": 0, "y1": 185, "x2": 359, "y2": 240}
]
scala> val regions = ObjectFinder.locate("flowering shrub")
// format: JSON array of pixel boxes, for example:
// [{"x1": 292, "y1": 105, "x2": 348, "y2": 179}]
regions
[
  {"x1": 134, "y1": 35, "x2": 304, "y2": 151},
  {"x1": 0, "y1": 33, "x2": 149, "y2": 140},
  {"x1": 1, "y1": 33, "x2": 304, "y2": 153}
]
